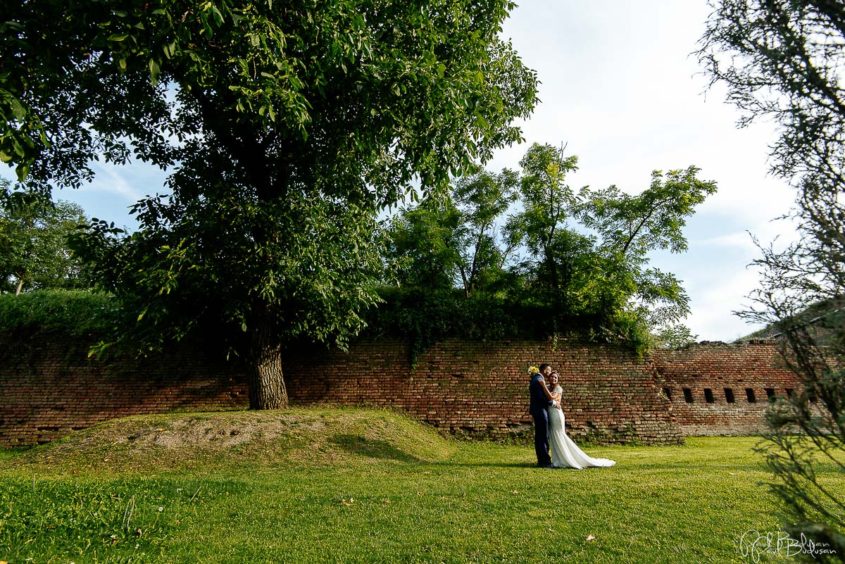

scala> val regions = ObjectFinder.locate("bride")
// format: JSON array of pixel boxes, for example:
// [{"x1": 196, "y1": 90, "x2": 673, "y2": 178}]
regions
[{"x1": 546, "y1": 371, "x2": 616, "y2": 469}]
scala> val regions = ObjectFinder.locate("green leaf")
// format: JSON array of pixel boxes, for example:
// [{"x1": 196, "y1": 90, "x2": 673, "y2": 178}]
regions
[
  {"x1": 10, "y1": 136, "x2": 25, "y2": 157},
  {"x1": 9, "y1": 98, "x2": 26, "y2": 120},
  {"x1": 148, "y1": 58, "x2": 160, "y2": 83},
  {"x1": 210, "y1": 5, "x2": 225, "y2": 27},
  {"x1": 15, "y1": 162, "x2": 30, "y2": 182},
  {"x1": 108, "y1": 33, "x2": 128, "y2": 42},
  {"x1": 163, "y1": 41, "x2": 177, "y2": 59}
]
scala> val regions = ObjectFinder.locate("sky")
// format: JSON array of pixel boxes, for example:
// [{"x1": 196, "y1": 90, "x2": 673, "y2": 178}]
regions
[{"x1": 3, "y1": 1, "x2": 799, "y2": 341}]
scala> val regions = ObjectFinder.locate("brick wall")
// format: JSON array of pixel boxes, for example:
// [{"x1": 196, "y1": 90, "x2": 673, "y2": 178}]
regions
[
  {"x1": 284, "y1": 339, "x2": 682, "y2": 445},
  {"x1": 0, "y1": 337, "x2": 247, "y2": 446},
  {"x1": 0, "y1": 335, "x2": 808, "y2": 447},
  {"x1": 652, "y1": 341, "x2": 806, "y2": 435}
]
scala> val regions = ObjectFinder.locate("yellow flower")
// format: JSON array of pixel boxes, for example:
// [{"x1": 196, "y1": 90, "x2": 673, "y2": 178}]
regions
[{"x1": 528, "y1": 365, "x2": 539, "y2": 375}]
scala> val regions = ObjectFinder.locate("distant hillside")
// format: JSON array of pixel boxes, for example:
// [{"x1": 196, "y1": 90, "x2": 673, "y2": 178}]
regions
[{"x1": 737, "y1": 298, "x2": 844, "y2": 345}]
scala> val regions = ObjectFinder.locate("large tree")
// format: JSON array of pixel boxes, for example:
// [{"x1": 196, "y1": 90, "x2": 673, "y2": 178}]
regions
[
  {"x1": 504, "y1": 143, "x2": 580, "y2": 311},
  {"x1": 0, "y1": 179, "x2": 88, "y2": 294},
  {"x1": 452, "y1": 169, "x2": 519, "y2": 297},
  {"x1": 2, "y1": 1, "x2": 538, "y2": 408},
  {"x1": 579, "y1": 166, "x2": 717, "y2": 339},
  {"x1": 699, "y1": 0, "x2": 844, "y2": 555}
]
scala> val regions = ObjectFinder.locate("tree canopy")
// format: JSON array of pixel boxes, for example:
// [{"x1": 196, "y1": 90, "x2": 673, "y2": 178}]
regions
[
  {"x1": 2, "y1": 1, "x2": 539, "y2": 408},
  {"x1": 383, "y1": 143, "x2": 716, "y2": 350}
]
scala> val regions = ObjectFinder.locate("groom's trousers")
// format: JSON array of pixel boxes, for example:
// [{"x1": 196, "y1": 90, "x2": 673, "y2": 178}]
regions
[{"x1": 531, "y1": 408, "x2": 551, "y2": 466}]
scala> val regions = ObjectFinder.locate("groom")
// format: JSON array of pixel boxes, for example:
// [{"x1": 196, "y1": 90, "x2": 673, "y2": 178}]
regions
[{"x1": 529, "y1": 363, "x2": 557, "y2": 468}]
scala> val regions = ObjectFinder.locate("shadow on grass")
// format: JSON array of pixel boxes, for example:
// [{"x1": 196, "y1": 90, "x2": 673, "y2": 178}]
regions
[{"x1": 330, "y1": 435, "x2": 420, "y2": 463}]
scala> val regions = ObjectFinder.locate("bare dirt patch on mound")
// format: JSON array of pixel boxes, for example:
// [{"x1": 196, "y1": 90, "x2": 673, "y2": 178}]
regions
[{"x1": 108, "y1": 412, "x2": 328, "y2": 449}]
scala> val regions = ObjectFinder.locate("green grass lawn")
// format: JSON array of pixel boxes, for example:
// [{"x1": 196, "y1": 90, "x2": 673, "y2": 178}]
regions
[{"x1": 1, "y1": 408, "x2": 841, "y2": 562}]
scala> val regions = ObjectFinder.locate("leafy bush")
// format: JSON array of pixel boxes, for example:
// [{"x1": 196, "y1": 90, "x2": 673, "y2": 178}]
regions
[
  {"x1": 0, "y1": 288, "x2": 651, "y2": 361},
  {"x1": 0, "y1": 289, "x2": 120, "y2": 337},
  {"x1": 361, "y1": 287, "x2": 628, "y2": 362}
]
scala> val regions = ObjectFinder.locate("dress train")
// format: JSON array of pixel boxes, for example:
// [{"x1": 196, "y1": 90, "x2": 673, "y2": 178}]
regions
[{"x1": 548, "y1": 407, "x2": 616, "y2": 469}]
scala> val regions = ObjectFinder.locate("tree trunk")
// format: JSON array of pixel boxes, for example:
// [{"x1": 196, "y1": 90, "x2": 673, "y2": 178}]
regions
[
  {"x1": 15, "y1": 277, "x2": 24, "y2": 296},
  {"x1": 247, "y1": 321, "x2": 288, "y2": 409}
]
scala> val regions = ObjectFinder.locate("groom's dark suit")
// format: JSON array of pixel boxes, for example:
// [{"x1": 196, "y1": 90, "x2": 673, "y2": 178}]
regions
[{"x1": 529, "y1": 373, "x2": 552, "y2": 467}]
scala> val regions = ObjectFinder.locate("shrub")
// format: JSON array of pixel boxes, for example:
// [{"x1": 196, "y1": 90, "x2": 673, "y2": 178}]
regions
[
  {"x1": 0, "y1": 289, "x2": 120, "y2": 337},
  {"x1": 360, "y1": 287, "x2": 624, "y2": 362}
]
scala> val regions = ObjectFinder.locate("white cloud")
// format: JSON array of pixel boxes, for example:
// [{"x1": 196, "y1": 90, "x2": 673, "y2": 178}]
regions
[
  {"x1": 685, "y1": 264, "x2": 764, "y2": 341},
  {"x1": 697, "y1": 216, "x2": 800, "y2": 253},
  {"x1": 698, "y1": 231, "x2": 760, "y2": 253},
  {"x1": 87, "y1": 163, "x2": 145, "y2": 203}
]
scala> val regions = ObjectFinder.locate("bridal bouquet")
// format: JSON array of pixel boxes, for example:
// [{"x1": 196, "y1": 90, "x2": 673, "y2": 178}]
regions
[{"x1": 528, "y1": 365, "x2": 539, "y2": 375}]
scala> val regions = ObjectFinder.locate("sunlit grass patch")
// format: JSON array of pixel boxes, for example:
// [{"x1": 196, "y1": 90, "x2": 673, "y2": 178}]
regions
[{"x1": 1, "y1": 409, "x2": 839, "y2": 562}]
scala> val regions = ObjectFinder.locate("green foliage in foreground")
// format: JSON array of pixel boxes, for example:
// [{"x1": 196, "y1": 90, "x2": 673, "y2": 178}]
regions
[
  {"x1": 2, "y1": 409, "x2": 843, "y2": 562},
  {"x1": 6, "y1": 0, "x2": 539, "y2": 409}
]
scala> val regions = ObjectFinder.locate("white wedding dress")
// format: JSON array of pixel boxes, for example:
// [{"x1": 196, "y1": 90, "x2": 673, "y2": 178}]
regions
[{"x1": 548, "y1": 386, "x2": 616, "y2": 469}]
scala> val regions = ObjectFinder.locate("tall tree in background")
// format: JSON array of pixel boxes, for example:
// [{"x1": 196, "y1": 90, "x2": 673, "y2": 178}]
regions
[
  {"x1": 382, "y1": 195, "x2": 463, "y2": 290},
  {"x1": 382, "y1": 169, "x2": 518, "y2": 297},
  {"x1": 453, "y1": 169, "x2": 519, "y2": 297},
  {"x1": 505, "y1": 143, "x2": 714, "y2": 345},
  {"x1": 0, "y1": 179, "x2": 88, "y2": 294},
  {"x1": 3, "y1": 1, "x2": 538, "y2": 408},
  {"x1": 384, "y1": 142, "x2": 714, "y2": 349},
  {"x1": 505, "y1": 143, "x2": 580, "y2": 310},
  {"x1": 699, "y1": 0, "x2": 845, "y2": 554},
  {"x1": 579, "y1": 167, "x2": 716, "y2": 343}
]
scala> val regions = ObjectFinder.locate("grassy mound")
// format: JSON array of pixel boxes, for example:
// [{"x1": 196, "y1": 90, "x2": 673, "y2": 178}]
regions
[{"x1": 8, "y1": 407, "x2": 457, "y2": 474}]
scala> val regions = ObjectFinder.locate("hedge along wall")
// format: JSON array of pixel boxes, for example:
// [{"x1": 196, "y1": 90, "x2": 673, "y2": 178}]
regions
[
  {"x1": 0, "y1": 334, "x2": 805, "y2": 447},
  {"x1": 653, "y1": 341, "x2": 810, "y2": 436}
]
